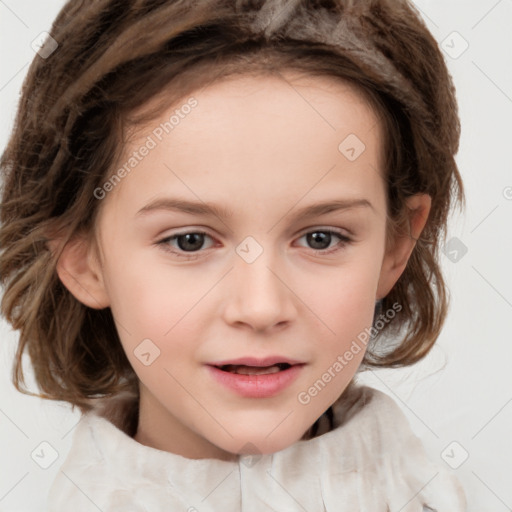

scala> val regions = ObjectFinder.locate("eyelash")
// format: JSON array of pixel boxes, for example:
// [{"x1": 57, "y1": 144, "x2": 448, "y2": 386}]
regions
[{"x1": 156, "y1": 228, "x2": 352, "y2": 259}]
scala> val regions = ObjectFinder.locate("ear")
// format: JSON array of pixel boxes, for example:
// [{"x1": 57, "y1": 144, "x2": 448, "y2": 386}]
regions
[
  {"x1": 376, "y1": 194, "x2": 432, "y2": 299},
  {"x1": 50, "y1": 233, "x2": 110, "y2": 309}
]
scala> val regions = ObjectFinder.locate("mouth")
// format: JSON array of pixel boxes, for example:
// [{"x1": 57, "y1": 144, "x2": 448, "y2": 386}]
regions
[
  {"x1": 214, "y1": 362, "x2": 293, "y2": 375},
  {"x1": 206, "y1": 359, "x2": 305, "y2": 398}
]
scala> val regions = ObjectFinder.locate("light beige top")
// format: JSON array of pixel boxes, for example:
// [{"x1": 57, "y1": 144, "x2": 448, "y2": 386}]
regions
[{"x1": 46, "y1": 384, "x2": 466, "y2": 511}]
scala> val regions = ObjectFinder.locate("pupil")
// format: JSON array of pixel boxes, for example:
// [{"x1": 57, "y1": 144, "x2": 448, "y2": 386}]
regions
[
  {"x1": 178, "y1": 233, "x2": 204, "y2": 251},
  {"x1": 308, "y1": 231, "x2": 330, "y2": 250}
]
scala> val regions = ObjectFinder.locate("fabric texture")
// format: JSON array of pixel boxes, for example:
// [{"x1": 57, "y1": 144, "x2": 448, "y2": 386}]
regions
[{"x1": 46, "y1": 384, "x2": 467, "y2": 511}]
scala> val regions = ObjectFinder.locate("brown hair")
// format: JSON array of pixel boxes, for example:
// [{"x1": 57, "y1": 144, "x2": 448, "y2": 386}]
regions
[{"x1": 0, "y1": 0, "x2": 463, "y2": 420}]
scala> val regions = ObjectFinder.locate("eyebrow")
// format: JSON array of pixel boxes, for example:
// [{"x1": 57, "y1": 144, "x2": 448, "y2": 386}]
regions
[{"x1": 135, "y1": 197, "x2": 373, "y2": 220}]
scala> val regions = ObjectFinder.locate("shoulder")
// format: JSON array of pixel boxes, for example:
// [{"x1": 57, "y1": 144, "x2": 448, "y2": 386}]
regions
[
  {"x1": 46, "y1": 408, "x2": 238, "y2": 511},
  {"x1": 46, "y1": 413, "x2": 119, "y2": 510},
  {"x1": 46, "y1": 411, "x2": 169, "y2": 511},
  {"x1": 324, "y1": 383, "x2": 468, "y2": 511},
  {"x1": 331, "y1": 383, "x2": 435, "y2": 442}
]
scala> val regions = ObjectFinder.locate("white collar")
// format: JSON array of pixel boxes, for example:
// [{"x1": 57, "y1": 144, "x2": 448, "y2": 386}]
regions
[{"x1": 47, "y1": 384, "x2": 466, "y2": 511}]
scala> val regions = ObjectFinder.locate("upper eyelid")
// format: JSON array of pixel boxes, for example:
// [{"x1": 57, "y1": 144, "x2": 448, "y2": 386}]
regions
[{"x1": 160, "y1": 226, "x2": 352, "y2": 240}]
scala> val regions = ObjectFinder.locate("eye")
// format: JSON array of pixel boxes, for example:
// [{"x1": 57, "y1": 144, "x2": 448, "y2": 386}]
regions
[
  {"x1": 156, "y1": 228, "x2": 351, "y2": 259},
  {"x1": 157, "y1": 231, "x2": 215, "y2": 258},
  {"x1": 295, "y1": 229, "x2": 351, "y2": 254}
]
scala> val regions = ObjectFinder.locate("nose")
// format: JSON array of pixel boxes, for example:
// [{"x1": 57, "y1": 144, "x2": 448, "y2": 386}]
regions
[{"x1": 222, "y1": 249, "x2": 296, "y2": 332}]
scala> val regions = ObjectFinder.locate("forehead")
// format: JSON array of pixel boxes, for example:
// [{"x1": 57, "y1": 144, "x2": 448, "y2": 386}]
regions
[
  {"x1": 103, "y1": 71, "x2": 386, "y2": 222},
  {"x1": 129, "y1": 70, "x2": 382, "y2": 150}
]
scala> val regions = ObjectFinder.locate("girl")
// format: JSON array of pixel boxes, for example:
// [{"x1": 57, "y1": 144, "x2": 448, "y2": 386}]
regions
[{"x1": 0, "y1": 0, "x2": 467, "y2": 510}]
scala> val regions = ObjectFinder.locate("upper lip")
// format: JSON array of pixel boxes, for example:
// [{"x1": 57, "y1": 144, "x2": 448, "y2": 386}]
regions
[{"x1": 207, "y1": 356, "x2": 304, "y2": 367}]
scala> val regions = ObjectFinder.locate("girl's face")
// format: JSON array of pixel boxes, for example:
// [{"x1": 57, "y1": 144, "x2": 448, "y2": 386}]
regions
[{"x1": 76, "y1": 72, "x2": 410, "y2": 460}]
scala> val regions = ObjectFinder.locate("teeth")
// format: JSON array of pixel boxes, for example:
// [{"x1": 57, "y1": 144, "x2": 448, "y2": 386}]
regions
[
  {"x1": 237, "y1": 365, "x2": 281, "y2": 375},
  {"x1": 221, "y1": 364, "x2": 287, "y2": 375}
]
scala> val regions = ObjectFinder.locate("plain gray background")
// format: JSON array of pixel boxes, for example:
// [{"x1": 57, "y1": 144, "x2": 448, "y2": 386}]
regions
[{"x1": 1, "y1": 1, "x2": 511, "y2": 510}]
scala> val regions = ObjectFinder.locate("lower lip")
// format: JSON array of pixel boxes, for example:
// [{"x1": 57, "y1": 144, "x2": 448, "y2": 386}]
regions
[{"x1": 206, "y1": 364, "x2": 304, "y2": 398}]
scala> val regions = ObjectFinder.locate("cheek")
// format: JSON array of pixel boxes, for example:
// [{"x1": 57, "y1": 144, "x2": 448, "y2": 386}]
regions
[
  {"x1": 303, "y1": 259, "x2": 380, "y2": 399},
  {"x1": 306, "y1": 253, "x2": 382, "y2": 327},
  {"x1": 103, "y1": 250, "x2": 209, "y2": 336}
]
